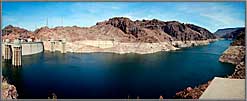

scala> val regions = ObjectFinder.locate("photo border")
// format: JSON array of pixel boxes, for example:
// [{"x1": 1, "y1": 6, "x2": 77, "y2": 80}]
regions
[{"x1": 0, "y1": 0, "x2": 246, "y2": 100}]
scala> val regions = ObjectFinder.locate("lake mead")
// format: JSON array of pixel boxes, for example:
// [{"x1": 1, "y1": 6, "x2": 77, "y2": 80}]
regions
[{"x1": 2, "y1": 40, "x2": 235, "y2": 99}]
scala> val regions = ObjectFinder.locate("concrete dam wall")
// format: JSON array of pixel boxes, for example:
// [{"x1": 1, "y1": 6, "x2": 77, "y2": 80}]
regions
[
  {"x1": 21, "y1": 42, "x2": 44, "y2": 55},
  {"x1": 2, "y1": 42, "x2": 44, "y2": 56}
]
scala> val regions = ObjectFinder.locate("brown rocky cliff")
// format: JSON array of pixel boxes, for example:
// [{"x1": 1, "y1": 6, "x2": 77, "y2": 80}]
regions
[
  {"x1": 34, "y1": 25, "x2": 132, "y2": 42},
  {"x1": 230, "y1": 28, "x2": 245, "y2": 46},
  {"x1": 96, "y1": 17, "x2": 172, "y2": 43},
  {"x1": 186, "y1": 24, "x2": 216, "y2": 40},
  {"x1": 219, "y1": 28, "x2": 245, "y2": 65},
  {"x1": 102, "y1": 17, "x2": 140, "y2": 37},
  {"x1": 1, "y1": 76, "x2": 18, "y2": 99},
  {"x1": 2, "y1": 25, "x2": 35, "y2": 41},
  {"x1": 97, "y1": 17, "x2": 216, "y2": 42},
  {"x1": 2, "y1": 17, "x2": 216, "y2": 43},
  {"x1": 174, "y1": 81, "x2": 211, "y2": 99}
]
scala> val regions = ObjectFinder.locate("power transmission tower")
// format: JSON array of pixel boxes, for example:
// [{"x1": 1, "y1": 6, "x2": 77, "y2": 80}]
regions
[
  {"x1": 61, "y1": 16, "x2": 63, "y2": 26},
  {"x1": 46, "y1": 17, "x2": 48, "y2": 27}
]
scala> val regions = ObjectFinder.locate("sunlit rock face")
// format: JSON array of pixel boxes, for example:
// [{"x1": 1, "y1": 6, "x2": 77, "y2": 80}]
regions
[
  {"x1": 2, "y1": 17, "x2": 217, "y2": 54},
  {"x1": 1, "y1": 76, "x2": 18, "y2": 99},
  {"x1": 219, "y1": 46, "x2": 245, "y2": 65},
  {"x1": 97, "y1": 17, "x2": 216, "y2": 42},
  {"x1": 219, "y1": 28, "x2": 245, "y2": 65},
  {"x1": 2, "y1": 25, "x2": 35, "y2": 42},
  {"x1": 219, "y1": 27, "x2": 245, "y2": 79}
]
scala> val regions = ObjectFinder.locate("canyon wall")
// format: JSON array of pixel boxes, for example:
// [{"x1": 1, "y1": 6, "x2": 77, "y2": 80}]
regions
[{"x1": 2, "y1": 17, "x2": 217, "y2": 54}]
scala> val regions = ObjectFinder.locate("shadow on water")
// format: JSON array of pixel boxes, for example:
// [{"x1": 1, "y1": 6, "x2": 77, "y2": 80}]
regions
[{"x1": 2, "y1": 60, "x2": 24, "y2": 96}]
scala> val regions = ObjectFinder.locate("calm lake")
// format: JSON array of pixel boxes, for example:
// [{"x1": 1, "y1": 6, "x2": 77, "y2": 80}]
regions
[{"x1": 2, "y1": 40, "x2": 235, "y2": 99}]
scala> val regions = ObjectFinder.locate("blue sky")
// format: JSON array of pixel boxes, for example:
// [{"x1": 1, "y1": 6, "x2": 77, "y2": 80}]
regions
[{"x1": 2, "y1": 2, "x2": 245, "y2": 32}]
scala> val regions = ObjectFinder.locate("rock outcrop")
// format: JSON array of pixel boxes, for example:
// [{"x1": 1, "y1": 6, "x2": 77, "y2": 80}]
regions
[
  {"x1": 1, "y1": 76, "x2": 18, "y2": 99},
  {"x1": 174, "y1": 81, "x2": 211, "y2": 99},
  {"x1": 97, "y1": 17, "x2": 216, "y2": 42},
  {"x1": 228, "y1": 61, "x2": 245, "y2": 79},
  {"x1": 219, "y1": 46, "x2": 245, "y2": 65},
  {"x1": 230, "y1": 29, "x2": 245, "y2": 46},
  {"x1": 219, "y1": 28, "x2": 245, "y2": 65},
  {"x1": 2, "y1": 25, "x2": 35, "y2": 42},
  {"x1": 223, "y1": 28, "x2": 245, "y2": 79}
]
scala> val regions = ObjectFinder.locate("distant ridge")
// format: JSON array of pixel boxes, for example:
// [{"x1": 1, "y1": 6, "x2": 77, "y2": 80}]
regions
[
  {"x1": 2, "y1": 17, "x2": 216, "y2": 43},
  {"x1": 214, "y1": 27, "x2": 245, "y2": 38}
]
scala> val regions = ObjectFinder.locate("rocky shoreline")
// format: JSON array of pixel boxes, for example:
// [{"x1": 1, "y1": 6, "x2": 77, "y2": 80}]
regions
[
  {"x1": 174, "y1": 28, "x2": 245, "y2": 99},
  {"x1": 229, "y1": 61, "x2": 245, "y2": 79},
  {"x1": 1, "y1": 76, "x2": 18, "y2": 99},
  {"x1": 43, "y1": 39, "x2": 217, "y2": 54},
  {"x1": 219, "y1": 46, "x2": 245, "y2": 65},
  {"x1": 174, "y1": 80, "x2": 212, "y2": 99}
]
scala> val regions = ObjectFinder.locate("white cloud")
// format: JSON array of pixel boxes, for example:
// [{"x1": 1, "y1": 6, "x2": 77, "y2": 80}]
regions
[
  {"x1": 200, "y1": 12, "x2": 244, "y2": 26},
  {"x1": 111, "y1": 6, "x2": 120, "y2": 10},
  {"x1": 175, "y1": 2, "x2": 245, "y2": 31}
]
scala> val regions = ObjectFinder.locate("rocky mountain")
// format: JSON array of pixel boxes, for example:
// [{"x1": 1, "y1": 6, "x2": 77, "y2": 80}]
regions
[
  {"x1": 214, "y1": 27, "x2": 244, "y2": 38},
  {"x1": 2, "y1": 17, "x2": 216, "y2": 43},
  {"x1": 97, "y1": 17, "x2": 216, "y2": 41},
  {"x1": 2, "y1": 25, "x2": 35, "y2": 42}
]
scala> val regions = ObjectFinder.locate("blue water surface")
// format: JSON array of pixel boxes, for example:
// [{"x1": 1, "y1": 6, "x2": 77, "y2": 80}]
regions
[{"x1": 2, "y1": 40, "x2": 235, "y2": 99}]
